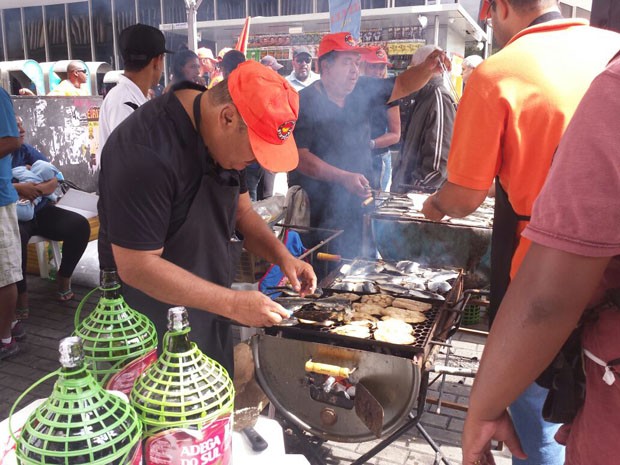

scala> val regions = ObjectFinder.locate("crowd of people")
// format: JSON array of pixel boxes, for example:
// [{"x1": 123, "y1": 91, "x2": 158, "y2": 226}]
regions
[{"x1": 0, "y1": 2, "x2": 619, "y2": 463}]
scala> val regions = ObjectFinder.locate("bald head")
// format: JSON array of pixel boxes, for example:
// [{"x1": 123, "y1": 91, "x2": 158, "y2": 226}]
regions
[
  {"x1": 67, "y1": 61, "x2": 84, "y2": 73},
  {"x1": 67, "y1": 61, "x2": 87, "y2": 87}
]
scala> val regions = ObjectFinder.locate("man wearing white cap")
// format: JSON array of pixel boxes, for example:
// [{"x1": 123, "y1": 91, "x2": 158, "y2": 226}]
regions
[{"x1": 197, "y1": 47, "x2": 218, "y2": 86}]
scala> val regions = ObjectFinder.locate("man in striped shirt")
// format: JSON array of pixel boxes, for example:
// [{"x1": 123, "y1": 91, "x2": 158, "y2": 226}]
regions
[{"x1": 392, "y1": 45, "x2": 456, "y2": 193}]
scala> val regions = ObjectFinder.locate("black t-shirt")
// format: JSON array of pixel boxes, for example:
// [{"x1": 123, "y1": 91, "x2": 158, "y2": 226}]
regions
[
  {"x1": 290, "y1": 76, "x2": 395, "y2": 256},
  {"x1": 98, "y1": 89, "x2": 247, "y2": 268}
]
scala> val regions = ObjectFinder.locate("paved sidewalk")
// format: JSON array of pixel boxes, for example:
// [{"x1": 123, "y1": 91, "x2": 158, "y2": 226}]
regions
[{"x1": 1, "y1": 276, "x2": 512, "y2": 465}]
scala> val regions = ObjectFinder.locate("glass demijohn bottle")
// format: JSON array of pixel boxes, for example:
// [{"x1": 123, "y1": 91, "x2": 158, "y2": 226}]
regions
[{"x1": 131, "y1": 307, "x2": 235, "y2": 465}]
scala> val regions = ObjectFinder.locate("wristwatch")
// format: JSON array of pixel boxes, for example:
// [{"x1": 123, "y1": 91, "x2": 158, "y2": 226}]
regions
[{"x1": 370, "y1": 139, "x2": 376, "y2": 149}]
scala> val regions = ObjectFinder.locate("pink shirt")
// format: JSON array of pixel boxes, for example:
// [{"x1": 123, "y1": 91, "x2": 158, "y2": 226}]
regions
[{"x1": 523, "y1": 55, "x2": 620, "y2": 465}]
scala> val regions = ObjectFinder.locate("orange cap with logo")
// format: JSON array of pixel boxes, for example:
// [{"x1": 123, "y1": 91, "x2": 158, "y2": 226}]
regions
[
  {"x1": 227, "y1": 60, "x2": 299, "y2": 172},
  {"x1": 362, "y1": 46, "x2": 393, "y2": 67},
  {"x1": 318, "y1": 32, "x2": 368, "y2": 58}
]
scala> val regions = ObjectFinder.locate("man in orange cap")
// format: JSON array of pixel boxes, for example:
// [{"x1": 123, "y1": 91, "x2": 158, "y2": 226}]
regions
[
  {"x1": 98, "y1": 61, "x2": 316, "y2": 374},
  {"x1": 290, "y1": 31, "x2": 448, "y2": 257}
]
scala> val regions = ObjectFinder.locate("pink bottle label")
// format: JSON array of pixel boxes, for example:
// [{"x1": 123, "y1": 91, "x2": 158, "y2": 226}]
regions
[
  {"x1": 130, "y1": 443, "x2": 143, "y2": 464},
  {"x1": 144, "y1": 416, "x2": 233, "y2": 465},
  {"x1": 105, "y1": 348, "x2": 158, "y2": 395}
]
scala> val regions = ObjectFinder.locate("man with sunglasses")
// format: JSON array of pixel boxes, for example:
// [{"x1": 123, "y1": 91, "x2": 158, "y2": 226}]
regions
[
  {"x1": 421, "y1": 1, "x2": 620, "y2": 464},
  {"x1": 285, "y1": 46, "x2": 319, "y2": 92},
  {"x1": 48, "y1": 61, "x2": 89, "y2": 96}
]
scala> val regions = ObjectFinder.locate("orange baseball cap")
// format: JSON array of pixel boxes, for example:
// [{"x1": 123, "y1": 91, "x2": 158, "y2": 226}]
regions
[
  {"x1": 227, "y1": 60, "x2": 299, "y2": 172},
  {"x1": 479, "y1": 0, "x2": 493, "y2": 20},
  {"x1": 362, "y1": 46, "x2": 393, "y2": 67},
  {"x1": 318, "y1": 32, "x2": 368, "y2": 58}
]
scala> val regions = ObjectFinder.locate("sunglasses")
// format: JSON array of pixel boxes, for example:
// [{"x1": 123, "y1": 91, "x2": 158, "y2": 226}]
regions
[
  {"x1": 295, "y1": 57, "x2": 312, "y2": 64},
  {"x1": 76, "y1": 69, "x2": 87, "y2": 73}
]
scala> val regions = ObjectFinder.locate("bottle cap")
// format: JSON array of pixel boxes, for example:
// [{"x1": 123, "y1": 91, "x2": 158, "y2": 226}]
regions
[
  {"x1": 167, "y1": 306, "x2": 190, "y2": 331},
  {"x1": 59, "y1": 336, "x2": 84, "y2": 368}
]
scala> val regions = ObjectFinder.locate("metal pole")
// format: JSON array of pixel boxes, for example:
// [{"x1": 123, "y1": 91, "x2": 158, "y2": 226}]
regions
[
  {"x1": 135, "y1": 0, "x2": 140, "y2": 23},
  {"x1": 42, "y1": 6, "x2": 50, "y2": 62},
  {"x1": 111, "y1": 0, "x2": 119, "y2": 68},
  {"x1": 184, "y1": 0, "x2": 203, "y2": 51},
  {"x1": 434, "y1": 14, "x2": 440, "y2": 46},
  {"x1": 20, "y1": 8, "x2": 28, "y2": 60},
  {"x1": 88, "y1": 0, "x2": 96, "y2": 61},
  {"x1": 1, "y1": 10, "x2": 7, "y2": 62},
  {"x1": 65, "y1": 3, "x2": 72, "y2": 59}
]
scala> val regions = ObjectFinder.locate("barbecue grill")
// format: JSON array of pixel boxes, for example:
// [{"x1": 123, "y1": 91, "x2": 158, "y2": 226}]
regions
[
  {"x1": 252, "y1": 260, "x2": 468, "y2": 464},
  {"x1": 364, "y1": 192, "x2": 494, "y2": 288}
]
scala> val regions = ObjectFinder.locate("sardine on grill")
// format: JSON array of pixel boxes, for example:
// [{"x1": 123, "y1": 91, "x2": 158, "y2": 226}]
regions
[
  {"x1": 408, "y1": 289, "x2": 446, "y2": 301},
  {"x1": 427, "y1": 281, "x2": 452, "y2": 293}
]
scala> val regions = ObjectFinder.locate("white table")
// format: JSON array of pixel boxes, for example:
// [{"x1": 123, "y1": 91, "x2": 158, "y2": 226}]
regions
[{"x1": 1, "y1": 402, "x2": 309, "y2": 465}]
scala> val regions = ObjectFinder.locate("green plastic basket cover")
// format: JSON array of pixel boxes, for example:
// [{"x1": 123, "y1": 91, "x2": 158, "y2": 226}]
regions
[
  {"x1": 15, "y1": 340, "x2": 143, "y2": 465},
  {"x1": 74, "y1": 288, "x2": 158, "y2": 391},
  {"x1": 130, "y1": 328, "x2": 235, "y2": 437}
]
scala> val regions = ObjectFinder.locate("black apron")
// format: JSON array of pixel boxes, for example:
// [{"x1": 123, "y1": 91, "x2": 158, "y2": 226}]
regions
[
  {"x1": 488, "y1": 10, "x2": 564, "y2": 326},
  {"x1": 123, "y1": 91, "x2": 242, "y2": 375},
  {"x1": 488, "y1": 177, "x2": 530, "y2": 325}
]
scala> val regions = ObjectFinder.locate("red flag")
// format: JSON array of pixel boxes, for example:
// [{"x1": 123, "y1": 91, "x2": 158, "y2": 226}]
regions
[{"x1": 235, "y1": 16, "x2": 251, "y2": 54}]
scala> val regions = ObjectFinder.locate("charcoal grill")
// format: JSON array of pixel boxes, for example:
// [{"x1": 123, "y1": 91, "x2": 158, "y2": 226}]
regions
[
  {"x1": 364, "y1": 192, "x2": 494, "y2": 288},
  {"x1": 252, "y1": 262, "x2": 467, "y2": 464}
]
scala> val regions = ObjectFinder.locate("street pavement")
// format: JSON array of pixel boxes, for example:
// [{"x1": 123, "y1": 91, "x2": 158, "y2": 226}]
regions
[{"x1": 0, "y1": 275, "x2": 512, "y2": 465}]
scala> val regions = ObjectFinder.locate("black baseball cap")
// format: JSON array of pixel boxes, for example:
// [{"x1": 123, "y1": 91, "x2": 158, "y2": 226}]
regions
[{"x1": 120, "y1": 24, "x2": 173, "y2": 61}]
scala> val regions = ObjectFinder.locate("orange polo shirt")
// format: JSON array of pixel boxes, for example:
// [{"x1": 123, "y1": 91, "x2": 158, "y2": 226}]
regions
[{"x1": 447, "y1": 19, "x2": 620, "y2": 277}]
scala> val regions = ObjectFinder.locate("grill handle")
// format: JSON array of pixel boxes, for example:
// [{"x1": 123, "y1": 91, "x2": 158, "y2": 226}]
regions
[
  {"x1": 316, "y1": 252, "x2": 342, "y2": 262},
  {"x1": 429, "y1": 364, "x2": 477, "y2": 377},
  {"x1": 305, "y1": 360, "x2": 354, "y2": 378}
]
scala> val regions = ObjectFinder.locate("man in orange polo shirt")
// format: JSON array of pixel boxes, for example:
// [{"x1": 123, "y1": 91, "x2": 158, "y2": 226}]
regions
[{"x1": 421, "y1": 0, "x2": 620, "y2": 464}]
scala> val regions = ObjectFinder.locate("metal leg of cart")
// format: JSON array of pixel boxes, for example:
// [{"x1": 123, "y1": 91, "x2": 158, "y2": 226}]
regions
[
  {"x1": 278, "y1": 416, "x2": 330, "y2": 465},
  {"x1": 350, "y1": 371, "x2": 455, "y2": 465}
]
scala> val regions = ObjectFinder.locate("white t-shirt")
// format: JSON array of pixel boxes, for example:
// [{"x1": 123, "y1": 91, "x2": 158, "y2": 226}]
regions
[
  {"x1": 97, "y1": 74, "x2": 148, "y2": 169},
  {"x1": 285, "y1": 70, "x2": 320, "y2": 92}
]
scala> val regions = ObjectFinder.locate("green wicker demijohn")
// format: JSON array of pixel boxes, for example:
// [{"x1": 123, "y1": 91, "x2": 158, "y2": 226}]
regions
[
  {"x1": 13, "y1": 337, "x2": 143, "y2": 465},
  {"x1": 73, "y1": 268, "x2": 158, "y2": 394},
  {"x1": 131, "y1": 307, "x2": 235, "y2": 464}
]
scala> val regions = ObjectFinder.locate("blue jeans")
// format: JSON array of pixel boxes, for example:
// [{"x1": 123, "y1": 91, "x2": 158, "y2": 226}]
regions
[
  {"x1": 372, "y1": 151, "x2": 392, "y2": 192},
  {"x1": 380, "y1": 152, "x2": 392, "y2": 192},
  {"x1": 245, "y1": 162, "x2": 264, "y2": 201},
  {"x1": 510, "y1": 382, "x2": 565, "y2": 465}
]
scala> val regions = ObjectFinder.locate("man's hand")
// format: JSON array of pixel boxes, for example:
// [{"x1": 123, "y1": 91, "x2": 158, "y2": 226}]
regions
[
  {"x1": 231, "y1": 290, "x2": 291, "y2": 327},
  {"x1": 462, "y1": 410, "x2": 526, "y2": 465},
  {"x1": 279, "y1": 256, "x2": 317, "y2": 297},
  {"x1": 425, "y1": 49, "x2": 451, "y2": 74},
  {"x1": 342, "y1": 172, "x2": 372, "y2": 198},
  {"x1": 421, "y1": 193, "x2": 445, "y2": 221},
  {"x1": 14, "y1": 182, "x2": 42, "y2": 201}
]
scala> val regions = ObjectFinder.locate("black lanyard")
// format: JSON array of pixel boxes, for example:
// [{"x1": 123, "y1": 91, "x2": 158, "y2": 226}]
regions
[{"x1": 528, "y1": 11, "x2": 564, "y2": 27}]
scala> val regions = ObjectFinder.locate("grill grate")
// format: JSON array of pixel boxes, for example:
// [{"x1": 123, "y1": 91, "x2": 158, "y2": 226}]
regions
[{"x1": 266, "y1": 305, "x2": 444, "y2": 360}]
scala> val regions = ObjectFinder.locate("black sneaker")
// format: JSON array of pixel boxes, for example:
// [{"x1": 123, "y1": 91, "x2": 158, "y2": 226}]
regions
[
  {"x1": 12, "y1": 321, "x2": 26, "y2": 341},
  {"x1": 0, "y1": 339, "x2": 20, "y2": 360}
]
